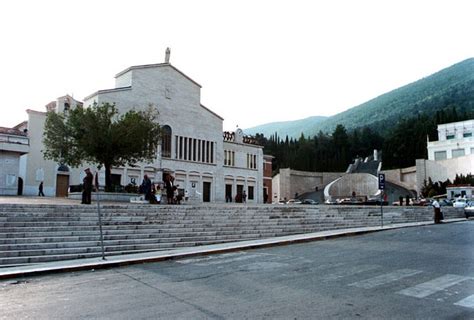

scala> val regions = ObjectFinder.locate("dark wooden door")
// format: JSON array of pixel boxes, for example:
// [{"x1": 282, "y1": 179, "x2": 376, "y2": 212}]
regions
[
  {"x1": 203, "y1": 182, "x2": 211, "y2": 202},
  {"x1": 56, "y1": 175, "x2": 69, "y2": 197}
]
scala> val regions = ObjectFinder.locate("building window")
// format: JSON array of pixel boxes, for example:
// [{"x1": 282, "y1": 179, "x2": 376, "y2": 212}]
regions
[
  {"x1": 247, "y1": 153, "x2": 257, "y2": 169},
  {"x1": 175, "y1": 136, "x2": 179, "y2": 159},
  {"x1": 446, "y1": 134, "x2": 455, "y2": 140},
  {"x1": 464, "y1": 132, "x2": 472, "y2": 138},
  {"x1": 162, "y1": 125, "x2": 172, "y2": 158},
  {"x1": 452, "y1": 148, "x2": 465, "y2": 158},
  {"x1": 193, "y1": 139, "x2": 197, "y2": 161},
  {"x1": 434, "y1": 151, "x2": 447, "y2": 161},
  {"x1": 197, "y1": 140, "x2": 201, "y2": 162},
  {"x1": 248, "y1": 186, "x2": 254, "y2": 200},
  {"x1": 210, "y1": 142, "x2": 214, "y2": 163},
  {"x1": 202, "y1": 141, "x2": 205, "y2": 163},
  {"x1": 224, "y1": 150, "x2": 235, "y2": 166}
]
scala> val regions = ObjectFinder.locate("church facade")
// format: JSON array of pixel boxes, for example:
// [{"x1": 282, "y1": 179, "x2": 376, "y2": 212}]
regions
[{"x1": 19, "y1": 53, "x2": 264, "y2": 203}]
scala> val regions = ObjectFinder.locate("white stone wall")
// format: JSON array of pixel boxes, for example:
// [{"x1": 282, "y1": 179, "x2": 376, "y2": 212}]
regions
[
  {"x1": 382, "y1": 166, "x2": 417, "y2": 191},
  {"x1": 0, "y1": 152, "x2": 21, "y2": 195},
  {"x1": 22, "y1": 110, "x2": 59, "y2": 196},
  {"x1": 416, "y1": 154, "x2": 474, "y2": 194}
]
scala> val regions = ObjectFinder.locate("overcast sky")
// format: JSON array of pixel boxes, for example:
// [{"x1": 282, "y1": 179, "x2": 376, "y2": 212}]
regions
[{"x1": 1, "y1": 0, "x2": 473, "y2": 131}]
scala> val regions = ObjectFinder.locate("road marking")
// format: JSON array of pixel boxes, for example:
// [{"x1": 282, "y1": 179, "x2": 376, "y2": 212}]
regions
[
  {"x1": 454, "y1": 294, "x2": 474, "y2": 309},
  {"x1": 398, "y1": 274, "x2": 471, "y2": 298},
  {"x1": 349, "y1": 269, "x2": 422, "y2": 289},
  {"x1": 325, "y1": 264, "x2": 380, "y2": 281}
]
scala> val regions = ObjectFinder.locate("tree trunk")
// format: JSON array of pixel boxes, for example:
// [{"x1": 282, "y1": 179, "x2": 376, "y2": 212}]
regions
[{"x1": 105, "y1": 163, "x2": 112, "y2": 192}]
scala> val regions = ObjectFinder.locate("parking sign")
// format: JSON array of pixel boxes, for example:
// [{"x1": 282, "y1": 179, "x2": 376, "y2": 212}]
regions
[{"x1": 378, "y1": 173, "x2": 385, "y2": 190}]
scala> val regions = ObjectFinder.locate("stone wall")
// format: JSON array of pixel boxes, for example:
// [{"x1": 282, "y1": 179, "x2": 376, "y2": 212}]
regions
[
  {"x1": 272, "y1": 168, "x2": 343, "y2": 201},
  {"x1": 416, "y1": 154, "x2": 474, "y2": 194}
]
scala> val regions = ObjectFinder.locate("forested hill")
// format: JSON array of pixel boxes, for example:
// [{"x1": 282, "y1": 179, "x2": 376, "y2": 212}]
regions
[
  {"x1": 244, "y1": 58, "x2": 474, "y2": 138},
  {"x1": 243, "y1": 116, "x2": 327, "y2": 138}
]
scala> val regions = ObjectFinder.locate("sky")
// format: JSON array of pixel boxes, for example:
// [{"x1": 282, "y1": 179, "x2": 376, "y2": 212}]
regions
[{"x1": 1, "y1": 0, "x2": 473, "y2": 131}]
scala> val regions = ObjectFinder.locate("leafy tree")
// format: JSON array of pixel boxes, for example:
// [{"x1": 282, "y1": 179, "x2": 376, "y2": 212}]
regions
[{"x1": 43, "y1": 103, "x2": 161, "y2": 191}]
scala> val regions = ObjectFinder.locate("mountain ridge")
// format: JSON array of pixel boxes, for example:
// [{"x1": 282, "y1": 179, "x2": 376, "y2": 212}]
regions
[{"x1": 244, "y1": 58, "x2": 474, "y2": 138}]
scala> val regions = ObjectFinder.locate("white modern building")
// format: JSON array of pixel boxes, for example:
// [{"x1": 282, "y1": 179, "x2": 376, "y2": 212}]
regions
[
  {"x1": 427, "y1": 119, "x2": 474, "y2": 160},
  {"x1": 416, "y1": 119, "x2": 474, "y2": 193},
  {"x1": 18, "y1": 51, "x2": 265, "y2": 203}
]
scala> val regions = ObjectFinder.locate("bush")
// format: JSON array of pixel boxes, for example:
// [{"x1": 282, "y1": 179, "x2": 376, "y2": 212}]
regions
[
  {"x1": 69, "y1": 184, "x2": 83, "y2": 192},
  {"x1": 124, "y1": 183, "x2": 139, "y2": 193}
]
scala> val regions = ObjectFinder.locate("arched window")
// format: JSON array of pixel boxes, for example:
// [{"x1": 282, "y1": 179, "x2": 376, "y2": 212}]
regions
[{"x1": 162, "y1": 125, "x2": 172, "y2": 158}]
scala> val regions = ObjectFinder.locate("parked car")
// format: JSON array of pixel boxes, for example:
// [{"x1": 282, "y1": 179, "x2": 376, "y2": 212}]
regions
[
  {"x1": 439, "y1": 199, "x2": 453, "y2": 207},
  {"x1": 286, "y1": 199, "x2": 302, "y2": 205},
  {"x1": 301, "y1": 199, "x2": 319, "y2": 205},
  {"x1": 453, "y1": 198, "x2": 468, "y2": 208},
  {"x1": 465, "y1": 201, "x2": 474, "y2": 219}
]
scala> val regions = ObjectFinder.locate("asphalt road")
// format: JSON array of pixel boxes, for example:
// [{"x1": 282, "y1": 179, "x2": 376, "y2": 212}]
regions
[{"x1": 1, "y1": 221, "x2": 474, "y2": 320}]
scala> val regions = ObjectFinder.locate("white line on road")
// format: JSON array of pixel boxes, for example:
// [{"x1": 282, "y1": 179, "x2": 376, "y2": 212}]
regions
[
  {"x1": 349, "y1": 269, "x2": 422, "y2": 289},
  {"x1": 398, "y1": 274, "x2": 471, "y2": 298},
  {"x1": 454, "y1": 294, "x2": 474, "y2": 309}
]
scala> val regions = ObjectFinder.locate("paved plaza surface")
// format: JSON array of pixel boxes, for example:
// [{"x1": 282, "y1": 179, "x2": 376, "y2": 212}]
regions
[{"x1": 1, "y1": 221, "x2": 473, "y2": 319}]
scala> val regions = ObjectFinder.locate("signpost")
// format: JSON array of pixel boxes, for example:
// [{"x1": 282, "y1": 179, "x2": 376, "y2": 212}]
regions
[{"x1": 378, "y1": 173, "x2": 385, "y2": 227}]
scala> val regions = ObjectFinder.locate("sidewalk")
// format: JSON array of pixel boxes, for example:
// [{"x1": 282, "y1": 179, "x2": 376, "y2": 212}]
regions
[{"x1": 0, "y1": 219, "x2": 465, "y2": 280}]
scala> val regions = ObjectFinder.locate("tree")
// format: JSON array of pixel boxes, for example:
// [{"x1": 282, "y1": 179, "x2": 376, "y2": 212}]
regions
[{"x1": 43, "y1": 102, "x2": 161, "y2": 191}]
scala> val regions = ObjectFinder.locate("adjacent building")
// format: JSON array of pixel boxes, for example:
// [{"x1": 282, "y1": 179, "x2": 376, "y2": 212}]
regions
[
  {"x1": 0, "y1": 125, "x2": 29, "y2": 195},
  {"x1": 416, "y1": 119, "x2": 474, "y2": 194},
  {"x1": 427, "y1": 119, "x2": 474, "y2": 160}
]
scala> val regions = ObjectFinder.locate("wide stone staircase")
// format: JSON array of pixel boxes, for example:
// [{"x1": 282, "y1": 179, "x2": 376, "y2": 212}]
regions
[{"x1": 0, "y1": 204, "x2": 466, "y2": 267}]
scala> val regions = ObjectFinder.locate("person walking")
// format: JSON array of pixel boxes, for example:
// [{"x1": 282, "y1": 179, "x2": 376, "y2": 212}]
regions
[
  {"x1": 81, "y1": 168, "x2": 93, "y2": 204},
  {"x1": 38, "y1": 181, "x2": 45, "y2": 196},
  {"x1": 242, "y1": 190, "x2": 247, "y2": 203}
]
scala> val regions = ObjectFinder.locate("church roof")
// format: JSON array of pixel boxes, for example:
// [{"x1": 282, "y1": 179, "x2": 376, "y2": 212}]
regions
[
  {"x1": 200, "y1": 104, "x2": 223, "y2": 120},
  {"x1": 115, "y1": 63, "x2": 202, "y2": 88},
  {"x1": 0, "y1": 126, "x2": 27, "y2": 136}
]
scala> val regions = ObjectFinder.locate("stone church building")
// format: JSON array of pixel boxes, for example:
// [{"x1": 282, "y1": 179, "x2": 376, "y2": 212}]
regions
[{"x1": 19, "y1": 50, "x2": 265, "y2": 203}]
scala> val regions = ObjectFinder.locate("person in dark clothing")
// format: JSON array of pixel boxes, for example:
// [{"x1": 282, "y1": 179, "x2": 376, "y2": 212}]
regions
[
  {"x1": 165, "y1": 174, "x2": 174, "y2": 204},
  {"x1": 141, "y1": 174, "x2": 152, "y2": 203},
  {"x1": 82, "y1": 168, "x2": 93, "y2": 204},
  {"x1": 38, "y1": 181, "x2": 45, "y2": 196}
]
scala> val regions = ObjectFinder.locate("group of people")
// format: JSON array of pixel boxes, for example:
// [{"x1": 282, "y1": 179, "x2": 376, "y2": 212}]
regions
[{"x1": 141, "y1": 174, "x2": 185, "y2": 204}]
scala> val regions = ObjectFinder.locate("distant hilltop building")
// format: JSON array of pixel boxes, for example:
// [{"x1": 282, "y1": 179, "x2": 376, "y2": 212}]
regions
[{"x1": 14, "y1": 49, "x2": 270, "y2": 203}]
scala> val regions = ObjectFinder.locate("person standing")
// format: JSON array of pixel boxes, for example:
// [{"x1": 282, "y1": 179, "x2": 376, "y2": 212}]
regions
[
  {"x1": 242, "y1": 190, "x2": 247, "y2": 203},
  {"x1": 82, "y1": 168, "x2": 93, "y2": 204},
  {"x1": 141, "y1": 174, "x2": 152, "y2": 203},
  {"x1": 165, "y1": 175, "x2": 174, "y2": 204},
  {"x1": 38, "y1": 181, "x2": 45, "y2": 196},
  {"x1": 432, "y1": 199, "x2": 442, "y2": 224}
]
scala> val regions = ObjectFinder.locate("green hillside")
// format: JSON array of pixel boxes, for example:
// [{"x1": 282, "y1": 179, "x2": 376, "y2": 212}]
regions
[
  {"x1": 245, "y1": 58, "x2": 474, "y2": 138},
  {"x1": 243, "y1": 116, "x2": 327, "y2": 138}
]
